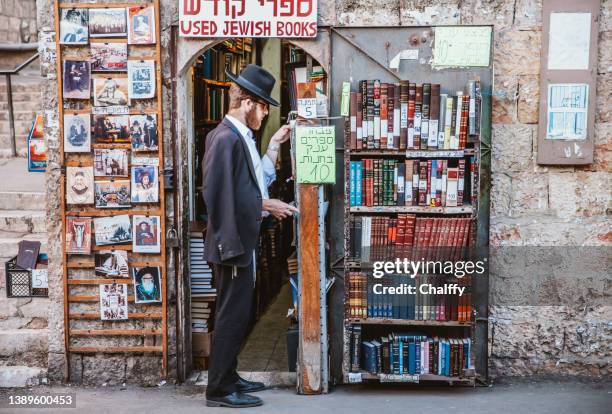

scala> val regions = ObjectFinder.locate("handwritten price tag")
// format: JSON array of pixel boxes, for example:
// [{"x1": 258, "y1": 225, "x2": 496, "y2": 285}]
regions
[{"x1": 296, "y1": 126, "x2": 335, "y2": 184}]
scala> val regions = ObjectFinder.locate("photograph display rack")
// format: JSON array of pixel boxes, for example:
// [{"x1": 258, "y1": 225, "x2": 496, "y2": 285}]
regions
[
  {"x1": 54, "y1": 1, "x2": 168, "y2": 376},
  {"x1": 342, "y1": 79, "x2": 483, "y2": 386}
]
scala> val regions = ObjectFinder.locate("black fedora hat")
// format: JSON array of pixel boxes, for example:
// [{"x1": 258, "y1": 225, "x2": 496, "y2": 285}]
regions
[{"x1": 225, "y1": 64, "x2": 280, "y2": 107}]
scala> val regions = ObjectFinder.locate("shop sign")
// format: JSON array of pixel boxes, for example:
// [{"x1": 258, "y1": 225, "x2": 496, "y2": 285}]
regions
[{"x1": 179, "y1": 0, "x2": 318, "y2": 38}]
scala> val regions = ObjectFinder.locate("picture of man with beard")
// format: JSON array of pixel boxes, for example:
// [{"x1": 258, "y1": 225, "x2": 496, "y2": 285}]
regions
[{"x1": 133, "y1": 267, "x2": 161, "y2": 303}]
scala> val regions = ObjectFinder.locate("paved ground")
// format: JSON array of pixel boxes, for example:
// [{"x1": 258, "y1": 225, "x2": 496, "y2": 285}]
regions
[
  {"x1": 0, "y1": 158, "x2": 45, "y2": 192},
  {"x1": 0, "y1": 380, "x2": 610, "y2": 414}
]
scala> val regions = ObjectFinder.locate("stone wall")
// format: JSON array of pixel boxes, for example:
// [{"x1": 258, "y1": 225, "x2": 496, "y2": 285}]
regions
[
  {"x1": 37, "y1": 0, "x2": 611, "y2": 384},
  {"x1": 0, "y1": 0, "x2": 37, "y2": 44}
]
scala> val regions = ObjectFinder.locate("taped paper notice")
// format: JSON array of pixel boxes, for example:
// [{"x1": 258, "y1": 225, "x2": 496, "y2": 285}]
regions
[
  {"x1": 390, "y1": 49, "x2": 419, "y2": 70},
  {"x1": 348, "y1": 372, "x2": 363, "y2": 383},
  {"x1": 433, "y1": 26, "x2": 492, "y2": 67},
  {"x1": 548, "y1": 12, "x2": 591, "y2": 70}
]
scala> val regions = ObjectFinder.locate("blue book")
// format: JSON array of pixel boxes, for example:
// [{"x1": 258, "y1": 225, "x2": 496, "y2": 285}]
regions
[
  {"x1": 350, "y1": 162, "x2": 356, "y2": 206},
  {"x1": 408, "y1": 341, "x2": 416, "y2": 374},
  {"x1": 415, "y1": 340, "x2": 421, "y2": 375},
  {"x1": 356, "y1": 162, "x2": 363, "y2": 205},
  {"x1": 445, "y1": 341, "x2": 451, "y2": 376},
  {"x1": 398, "y1": 341, "x2": 404, "y2": 374},
  {"x1": 361, "y1": 341, "x2": 377, "y2": 373}
]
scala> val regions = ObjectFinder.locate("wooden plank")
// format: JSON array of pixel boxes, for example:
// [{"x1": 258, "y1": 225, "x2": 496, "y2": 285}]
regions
[
  {"x1": 59, "y1": 2, "x2": 143, "y2": 8},
  {"x1": 71, "y1": 329, "x2": 162, "y2": 336},
  {"x1": 298, "y1": 184, "x2": 322, "y2": 394},
  {"x1": 349, "y1": 205, "x2": 473, "y2": 214},
  {"x1": 68, "y1": 295, "x2": 136, "y2": 302},
  {"x1": 347, "y1": 319, "x2": 474, "y2": 327},
  {"x1": 69, "y1": 346, "x2": 163, "y2": 353},
  {"x1": 69, "y1": 312, "x2": 162, "y2": 319},
  {"x1": 67, "y1": 260, "x2": 164, "y2": 268},
  {"x1": 66, "y1": 208, "x2": 161, "y2": 217}
]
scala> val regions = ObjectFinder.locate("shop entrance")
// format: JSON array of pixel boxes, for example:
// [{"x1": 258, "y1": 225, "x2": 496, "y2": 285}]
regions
[{"x1": 182, "y1": 38, "x2": 328, "y2": 384}]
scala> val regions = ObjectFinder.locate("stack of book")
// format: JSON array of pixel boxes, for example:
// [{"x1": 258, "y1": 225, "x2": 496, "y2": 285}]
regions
[
  {"x1": 190, "y1": 231, "x2": 215, "y2": 333},
  {"x1": 346, "y1": 272, "x2": 472, "y2": 322},
  {"x1": 349, "y1": 327, "x2": 473, "y2": 377},
  {"x1": 349, "y1": 80, "x2": 480, "y2": 150},
  {"x1": 350, "y1": 158, "x2": 471, "y2": 207},
  {"x1": 349, "y1": 215, "x2": 474, "y2": 262}
]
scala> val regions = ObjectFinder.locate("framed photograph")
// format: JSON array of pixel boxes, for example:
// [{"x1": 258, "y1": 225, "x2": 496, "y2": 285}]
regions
[
  {"x1": 130, "y1": 114, "x2": 158, "y2": 151},
  {"x1": 92, "y1": 114, "x2": 130, "y2": 143},
  {"x1": 128, "y1": 5, "x2": 156, "y2": 45},
  {"x1": 66, "y1": 217, "x2": 92, "y2": 255},
  {"x1": 93, "y1": 149, "x2": 129, "y2": 177},
  {"x1": 63, "y1": 113, "x2": 91, "y2": 153},
  {"x1": 66, "y1": 166, "x2": 94, "y2": 205},
  {"x1": 132, "y1": 266, "x2": 162, "y2": 303},
  {"x1": 94, "y1": 180, "x2": 131, "y2": 208},
  {"x1": 90, "y1": 42, "x2": 128, "y2": 72},
  {"x1": 131, "y1": 166, "x2": 158, "y2": 203},
  {"x1": 95, "y1": 250, "x2": 129, "y2": 277},
  {"x1": 132, "y1": 215, "x2": 161, "y2": 253},
  {"x1": 59, "y1": 8, "x2": 89, "y2": 45},
  {"x1": 93, "y1": 76, "x2": 130, "y2": 107},
  {"x1": 99, "y1": 283, "x2": 129, "y2": 320},
  {"x1": 128, "y1": 60, "x2": 155, "y2": 99},
  {"x1": 63, "y1": 60, "x2": 91, "y2": 99},
  {"x1": 89, "y1": 8, "x2": 127, "y2": 38},
  {"x1": 93, "y1": 215, "x2": 132, "y2": 246}
]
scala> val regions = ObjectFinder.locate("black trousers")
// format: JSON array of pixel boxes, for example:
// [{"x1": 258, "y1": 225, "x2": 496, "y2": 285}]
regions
[{"x1": 206, "y1": 259, "x2": 254, "y2": 397}]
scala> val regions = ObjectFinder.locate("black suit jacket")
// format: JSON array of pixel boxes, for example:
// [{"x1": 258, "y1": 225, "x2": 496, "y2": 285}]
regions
[{"x1": 202, "y1": 118, "x2": 263, "y2": 267}]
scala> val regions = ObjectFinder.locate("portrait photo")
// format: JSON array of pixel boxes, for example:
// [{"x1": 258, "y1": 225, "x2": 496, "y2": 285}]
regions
[
  {"x1": 129, "y1": 114, "x2": 158, "y2": 151},
  {"x1": 63, "y1": 113, "x2": 91, "y2": 153},
  {"x1": 128, "y1": 60, "x2": 155, "y2": 99},
  {"x1": 131, "y1": 166, "x2": 158, "y2": 203},
  {"x1": 93, "y1": 76, "x2": 130, "y2": 107},
  {"x1": 128, "y1": 5, "x2": 156, "y2": 45},
  {"x1": 95, "y1": 250, "x2": 129, "y2": 278},
  {"x1": 66, "y1": 217, "x2": 92, "y2": 255},
  {"x1": 132, "y1": 266, "x2": 162, "y2": 303},
  {"x1": 90, "y1": 42, "x2": 128, "y2": 72},
  {"x1": 66, "y1": 166, "x2": 94, "y2": 205},
  {"x1": 93, "y1": 149, "x2": 129, "y2": 177},
  {"x1": 63, "y1": 60, "x2": 91, "y2": 99},
  {"x1": 132, "y1": 215, "x2": 160, "y2": 253},
  {"x1": 92, "y1": 114, "x2": 130, "y2": 143},
  {"x1": 94, "y1": 180, "x2": 131, "y2": 208},
  {"x1": 89, "y1": 8, "x2": 127, "y2": 38},
  {"x1": 59, "y1": 8, "x2": 88, "y2": 45},
  {"x1": 94, "y1": 215, "x2": 132, "y2": 246},
  {"x1": 99, "y1": 283, "x2": 128, "y2": 320}
]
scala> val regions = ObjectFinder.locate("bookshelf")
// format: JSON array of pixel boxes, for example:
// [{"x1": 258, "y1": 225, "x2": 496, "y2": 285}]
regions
[{"x1": 342, "y1": 78, "x2": 483, "y2": 385}]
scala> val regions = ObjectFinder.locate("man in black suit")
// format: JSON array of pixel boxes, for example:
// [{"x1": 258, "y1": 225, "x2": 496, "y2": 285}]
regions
[{"x1": 202, "y1": 64, "x2": 298, "y2": 408}]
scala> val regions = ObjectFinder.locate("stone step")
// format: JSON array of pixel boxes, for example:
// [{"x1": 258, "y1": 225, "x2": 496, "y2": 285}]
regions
[
  {"x1": 0, "y1": 235, "x2": 47, "y2": 259},
  {"x1": 0, "y1": 289, "x2": 50, "y2": 320},
  {"x1": 0, "y1": 191, "x2": 45, "y2": 211},
  {"x1": 0, "y1": 329, "x2": 48, "y2": 368},
  {"x1": 0, "y1": 210, "x2": 45, "y2": 233},
  {"x1": 0, "y1": 366, "x2": 47, "y2": 388}
]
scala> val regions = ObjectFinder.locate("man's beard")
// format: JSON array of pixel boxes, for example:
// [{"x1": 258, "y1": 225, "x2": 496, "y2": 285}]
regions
[
  {"x1": 245, "y1": 106, "x2": 261, "y2": 131},
  {"x1": 142, "y1": 281, "x2": 155, "y2": 294}
]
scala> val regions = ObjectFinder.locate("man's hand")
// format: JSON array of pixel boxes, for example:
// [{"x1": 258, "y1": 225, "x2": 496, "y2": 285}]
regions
[
  {"x1": 269, "y1": 124, "x2": 292, "y2": 145},
  {"x1": 262, "y1": 199, "x2": 299, "y2": 220}
]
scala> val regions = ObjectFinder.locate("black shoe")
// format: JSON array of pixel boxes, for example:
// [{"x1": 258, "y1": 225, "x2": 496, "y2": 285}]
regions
[
  {"x1": 206, "y1": 391, "x2": 263, "y2": 408},
  {"x1": 236, "y1": 377, "x2": 266, "y2": 393}
]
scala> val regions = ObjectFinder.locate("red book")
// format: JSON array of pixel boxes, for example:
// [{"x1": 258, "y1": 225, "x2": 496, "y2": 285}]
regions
[
  {"x1": 414, "y1": 84, "x2": 423, "y2": 150},
  {"x1": 426, "y1": 160, "x2": 432, "y2": 206},
  {"x1": 412, "y1": 160, "x2": 420, "y2": 206},
  {"x1": 404, "y1": 214, "x2": 416, "y2": 259},
  {"x1": 407, "y1": 83, "x2": 416, "y2": 149},
  {"x1": 418, "y1": 162, "x2": 428, "y2": 206},
  {"x1": 459, "y1": 95, "x2": 469, "y2": 149},
  {"x1": 399, "y1": 81, "x2": 409, "y2": 150},
  {"x1": 387, "y1": 84, "x2": 395, "y2": 149},
  {"x1": 458, "y1": 159, "x2": 466, "y2": 206},
  {"x1": 395, "y1": 213, "x2": 406, "y2": 259},
  {"x1": 435, "y1": 161, "x2": 443, "y2": 206},
  {"x1": 380, "y1": 83, "x2": 388, "y2": 149}
]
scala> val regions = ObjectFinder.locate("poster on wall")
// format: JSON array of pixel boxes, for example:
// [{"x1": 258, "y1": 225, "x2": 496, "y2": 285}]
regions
[
  {"x1": 130, "y1": 114, "x2": 158, "y2": 151},
  {"x1": 94, "y1": 180, "x2": 131, "y2": 208},
  {"x1": 133, "y1": 266, "x2": 162, "y2": 303},
  {"x1": 66, "y1": 217, "x2": 92, "y2": 255},
  {"x1": 179, "y1": 0, "x2": 318, "y2": 38},
  {"x1": 90, "y1": 42, "x2": 128, "y2": 72},
  {"x1": 89, "y1": 8, "x2": 127, "y2": 38},
  {"x1": 132, "y1": 215, "x2": 161, "y2": 253},
  {"x1": 99, "y1": 283, "x2": 129, "y2": 320},
  {"x1": 93, "y1": 148, "x2": 129, "y2": 177},
  {"x1": 63, "y1": 60, "x2": 91, "y2": 100},
  {"x1": 546, "y1": 83, "x2": 589, "y2": 140},
  {"x1": 93, "y1": 215, "x2": 132, "y2": 245},
  {"x1": 93, "y1": 76, "x2": 130, "y2": 107},
  {"x1": 63, "y1": 113, "x2": 91, "y2": 153},
  {"x1": 131, "y1": 165, "x2": 159, "y2": 203},
  {"x1": 59, "y1": 8, "x2": 89, "y2": 44},
  {"x1": 66, "y1": 166, "x2": 94, "y2": 205},
  {"x1": 128, "y1": 5, "x2": 156, "y2": 44},
  {"x1": 27, "y1": 114, "x2": 46, "y2": 172},
  {"x1": 128, "y1": 60, "x2": 156, "y2": 99},
  {"x1": 92, "y1": 114, "x2": 130, "y2": 143},
  {"x1": 95, "y1": 250, "x2": 129, "y2": 278}
]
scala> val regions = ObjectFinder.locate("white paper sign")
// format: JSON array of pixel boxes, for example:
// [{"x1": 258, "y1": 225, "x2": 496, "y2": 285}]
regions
[
  {"x1": 31, "y1": 269, "x2": 48, "y2": 289},
  {"x1": 548, "y1": 13, "x2": 591, "y2": 70},
  {"x1": 297, "y1": 98, "x2": 317, "y2": 119},
  {"x1": 179, "y1": 0, "x2": 317, "y2": 38}
]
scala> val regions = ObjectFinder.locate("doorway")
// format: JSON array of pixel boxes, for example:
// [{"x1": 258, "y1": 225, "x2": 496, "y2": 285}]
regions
[{"x1": 183, "y1": 38, "x2": 328, "y2": 385}]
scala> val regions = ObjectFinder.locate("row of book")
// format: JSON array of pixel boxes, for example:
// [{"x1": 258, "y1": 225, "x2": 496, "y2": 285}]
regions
[
  {"x1": 349, "y1": 326, "x2": 473, "y2": 377},
  {"x1": 349, "y1": 215, "x2": 474, "y2": 262},
  {"x1": 199, "y1": 84, "x2": 229, "y2": 122},
  {"x1": 349, "y1": 158, "x2": 475, "y2": 207},
  {"x1": 190, "y1": 231, "x2": 216, "y2": 333},
  {"x1": 348, "y1": 80, "x2": 481, "y2": 151},
  {"x1": 346, "y1": 273, "x2": 472, "y2": 321}
]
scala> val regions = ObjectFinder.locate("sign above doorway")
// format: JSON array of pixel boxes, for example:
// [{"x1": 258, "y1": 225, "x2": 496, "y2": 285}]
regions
[{"x1": 179, "y1": 0, "x2": 318, "y2": 38}]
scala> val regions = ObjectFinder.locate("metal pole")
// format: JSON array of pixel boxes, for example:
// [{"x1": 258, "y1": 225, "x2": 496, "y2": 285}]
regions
[{"x1": 5, "y1": 74, "x2": 16, "y2": 157}]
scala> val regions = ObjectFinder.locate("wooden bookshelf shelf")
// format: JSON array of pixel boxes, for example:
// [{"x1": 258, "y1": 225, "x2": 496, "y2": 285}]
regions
[
  {"x1": 349, "y1": 149, "x2": 475, "y2": 158},
  {"x1": 347, "y1": 318, "x2": 473, "y2": 327},
  {"x1": 349, "y1": 205, "x2": 473, "y2": 214},
  {"x1": 201, "y1": 79, "x2": 231, "y2": 87},
  {"x1": 357, "y1": 371, "x2": 475, "y2": 383}
]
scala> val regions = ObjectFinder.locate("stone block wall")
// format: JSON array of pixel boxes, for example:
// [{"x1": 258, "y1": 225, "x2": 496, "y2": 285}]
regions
[{"x1": 36, "y1": 0, "x2": 611, "y2": 384}]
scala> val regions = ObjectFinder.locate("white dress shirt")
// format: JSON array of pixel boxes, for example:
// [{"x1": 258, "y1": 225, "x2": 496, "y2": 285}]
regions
[{"x1": 224, "y1": 114, "x2": 276, "y2": 283}]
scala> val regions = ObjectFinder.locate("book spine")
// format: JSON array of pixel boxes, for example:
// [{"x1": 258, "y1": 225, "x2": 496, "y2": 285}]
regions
[
  {"x1": 356, "y1": 161, "x2": 362, "y2": 205},
  {"x1": 426, "y1": 159, "x2": 432, "y2": 206},
  {"x1": 404, "y1": 160, "x2": 413, "y2": 206},
  {"x1": 387, "y1": 84, "x2": 395, "y2": 148},
  {"x1": 444, "y1": 95, "x2": 453, "y2": 150},
  {"x1": 429, "y1": 84, "x2": 440, "y2": 148},
  {"x1": 367, "y1": 81, "x2": 375, "y2": 149},
  {"x1": 438, "y1": 94, "x2": 447, "y2": 149},
  {"x1": 380, "y1": 82, "x2": 388, "y2": 149},
  {"x1": 350, "y1": 92, "x2": 357, "y2": 150},
  {"x1": 356, "y1": 92, "x2": 363, "y2": 150},
  {"x1": 468, "y1": 80, "x2": 477, "y2": 136},
  {"x1": 429, "y1": 160, "x2": 437, "y2": 207},
  {"x1": 441, "y1": 160, "x2": 447, "y2": 207},
  {"x1": 373, "y1": 80, "x2": 381, "y2": 149},
  {"x1": 452, "y1": 92, "x2": 462, "y2": 149},
  {"x1": 435, "y1": 160, "x2": 443, "y2": 207},
  {"x1": 421, "y1": 83, "x2": 431, "y2": 149},
  {"x1": 418, "y1": 162, "x2": 428, "y2": 206},
  {"x1": 399, "y1": 81, "x2": 409, "y2": 150},
  {"x1": 414, "y1": 84, "x2": 423, "y2": 150},
  {"x1": 458, "y1": 159, "x2": 465, "y2": 206},
  {"x1": 397, "y1": 162, "x2": 405, "y2": 206},
  {"x1": 446, "y1": 168, "x2": 458, "y2": 207},
  {"x1": 349, "y1": 161, "x2": 356, "y2": 206},
  {"x1": 412, "y1": 160, "x2": 420, "y2": 206},
  {"x1": 459, "y1": 94, "x2": 469, "y2": 149}
]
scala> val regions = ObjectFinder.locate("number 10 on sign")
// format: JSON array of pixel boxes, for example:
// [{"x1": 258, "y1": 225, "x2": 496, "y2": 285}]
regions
[{"x1": 296, "y1": 126, "x2": 335, "y2": 184}]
